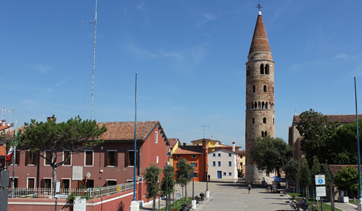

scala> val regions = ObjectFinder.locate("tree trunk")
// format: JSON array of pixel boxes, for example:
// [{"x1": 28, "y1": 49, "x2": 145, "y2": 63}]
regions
[
  {"x1": 52, "y1": 166, "x2": 57, "y2": 197},
  {"x1": 152, "y1": 195, "x2": 156, "y2": 211},
  {"x1": 185, "y1": 183, "x2": 188, "y2": 201}
]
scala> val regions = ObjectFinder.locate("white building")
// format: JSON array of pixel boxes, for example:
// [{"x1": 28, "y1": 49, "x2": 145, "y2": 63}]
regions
[{"x1": 208, "y1": 149, "x2": 238, "y2": 180}]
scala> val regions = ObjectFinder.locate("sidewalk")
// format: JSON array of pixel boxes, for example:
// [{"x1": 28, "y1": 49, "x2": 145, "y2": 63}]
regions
[
  {"x1": 141, "y1": 180, "x2": 293, "y2": 210},
  {"x1": 327, "y1": 202, "x2": 357, "y2": 211}
]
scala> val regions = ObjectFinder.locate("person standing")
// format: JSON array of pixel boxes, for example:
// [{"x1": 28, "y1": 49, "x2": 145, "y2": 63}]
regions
[{"x1": 247, "y1": 183, "x2": 251, "y2": 194}]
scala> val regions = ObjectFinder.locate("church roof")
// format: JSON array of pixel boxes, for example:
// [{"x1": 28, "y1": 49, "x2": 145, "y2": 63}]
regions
[
  {"x1": 249, "y1": 12, "x2": 271, "y2": 55},
  {"x1": 292, "y1": 114, "x2": 362, "y2": 126}
]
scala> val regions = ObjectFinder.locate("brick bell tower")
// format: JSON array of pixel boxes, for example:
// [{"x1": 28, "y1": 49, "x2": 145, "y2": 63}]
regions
[{"x1": 245, "y1": 9, "x2": 275, "y2": 183}]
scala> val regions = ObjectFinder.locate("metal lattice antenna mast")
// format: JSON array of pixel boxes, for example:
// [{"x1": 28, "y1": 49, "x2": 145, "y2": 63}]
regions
[
  {"x1": 201, "y1": 125, "x2": 210, "y2": 139},
  {"x1": 91, "y1": 0, "x2": 98, "y2": 121}
]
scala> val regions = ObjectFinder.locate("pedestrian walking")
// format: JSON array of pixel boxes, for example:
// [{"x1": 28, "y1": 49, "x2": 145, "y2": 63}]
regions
[{"x1": 247, "y1": 183, "x2": 251, "y2": 194}]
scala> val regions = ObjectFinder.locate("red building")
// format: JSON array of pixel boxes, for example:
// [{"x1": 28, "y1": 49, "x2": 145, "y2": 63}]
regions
[
  {"x1": 6, "y1": 121, "x2": 169, "y2": 190},
  {"x1": 172, "y1": 140, "x2": 208, "y2": 182}
]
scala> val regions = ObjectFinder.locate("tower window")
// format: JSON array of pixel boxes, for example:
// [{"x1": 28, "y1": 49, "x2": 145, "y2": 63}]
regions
[
  {"x1": 252, "y1": 118, "x2": 255, "y2": 124},
  {"x1": 265, "y1": 131, "x2": 268, "y2": 136},
  {"x1": 260, "y1": 64, "x2": 264, "y2": 74},
  {"x1": 263, "y1": 118, "x2": 266, "y2": 123},
  {"x1": 266, "y1": 103, "x2": 268, "y2": 109},
  {"x1": 247, "y1": 66, "x2": 250, "y2": 76},
  {"x1": 261, "y1": 131, "x2": 264, "y2": 137},
  {"x1": 264, "y1": 85, "x2": 267, "y2": 92},
  {"x1": 253, "y1": 86, "x2": 255, "y2": 93},
  {"x1": 273, "y1": 118, "x2": 275, "y2": 124},
  {"x1": 265, "y1": 64, "x2": 270, "y2": 74}
]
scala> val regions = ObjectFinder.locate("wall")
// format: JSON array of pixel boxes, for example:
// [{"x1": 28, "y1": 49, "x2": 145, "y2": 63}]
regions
[{"x1": 173, "y1": 154, "x2": 204, "y2": 182}]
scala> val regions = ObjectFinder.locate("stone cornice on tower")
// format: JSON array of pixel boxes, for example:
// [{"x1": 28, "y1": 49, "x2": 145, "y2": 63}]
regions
[{"x1": 248, "y1": 13, "x2": 271, "y2": 55}]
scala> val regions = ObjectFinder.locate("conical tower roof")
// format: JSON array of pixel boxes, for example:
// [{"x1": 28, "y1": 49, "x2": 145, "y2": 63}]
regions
[{"x1": 249, "y1": 11, "x2": 271, "y2": 55}]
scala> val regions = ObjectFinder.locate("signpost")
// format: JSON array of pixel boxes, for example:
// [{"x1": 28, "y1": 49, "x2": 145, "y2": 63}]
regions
[{"x1": 315, "y1": 175, "x2": 325, "y2": 211}]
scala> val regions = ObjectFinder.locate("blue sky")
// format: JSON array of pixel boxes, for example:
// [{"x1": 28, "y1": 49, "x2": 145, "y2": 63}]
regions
[{"x1": 1, "y1": 0, "x2": 362, "y2": 149}]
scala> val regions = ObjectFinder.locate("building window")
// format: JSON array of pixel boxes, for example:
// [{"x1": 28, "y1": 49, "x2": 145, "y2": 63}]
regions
[
  {"x1": 263, "y1": 118, "x2": 267, "y2": 124},
  {"x1": 265, "y1": 64, "x2": 270, "y2": 74},
  {"x1": 61, "y1": 179, "x2": 70, "y2": 191},
  {"x1": 218, "y1": 161, "x2": 221, "y2": 166},
  {"x1": 176, "y1": 155, "x2": 181, "y2": 158},
  {"x1": 41, "y1": 178, "x2": 52, "y2": 189},
  {"x1": 26, "y1": 151, "x2": 38, "y2": 165},
  {"x1": 265, "y1": 131, "x2": 268, "y2": 136},
  {"x1": 253, "y1": 86, "x2": 255, "y2": 93},
  {"x1": 107, "y1": 180, "x2": 117, "y2": 186},
  {"x1": 27, "y1": 178, "x2": 35, "y2": 189},
  {"x1": 273, "y1": 118, "x2": 275, "y2": 124},
  {"x1": 192, "y1": 155, "x2": 196, "y2": 158},
  {"x1": 223, "y1": 172, "x2": 226, "y2": 176},
  {"x1": 105, "y1": 150, "x2": 117, "y2": 167},
  {"x1": 156, "y1": 156, "x2": 159, "y2": 164},
  {"x1": 9, "y1": 178, "x2": 18, "y2": 188},
  {"x1": 44, "y1": 150, "x2": 51, "y2": 166},
  {"x1": 229, "y1": 172, "x2": 232, "y2": 176},
  {"x1": 213, "y1": 153, "x2": 215, "y2": 157},
  {"x1": 191, "y1": 162, "x2": 197, "y2": 168},
  {"x1": 84, "y1": 150, "x2": 93, "y2": 166},
  {"x1": 229, "y1": 153, "x2": 231, "y2": 157},
  {"x1": 247, "y1": 66, "x2": 250, "y2": 76},
  {"x1": 260, "y1": 64, "x2": 264, "y2": 74},
  {"x1": 262, "y1": 131, "x2": 264, "y2": 137},
  {"x1": 213, "y1": 161, "x2": 216, "y2": 166},
  {"x1": 126, "y1": 150, "x2": 139, "y2": 167},
  {"x1": 264, "y1": 85, "x2": 267, "y2": 92},
  {"x1": 192, "y1": 172, "x2": 198, "y2": 178},
  {"x1": 63, "y1": 150, "x2": 71, "y2": 166},
  {"x1": 218, "y1": 153, "x2": 221, "y2": 157},
  {"x1": 155, "y1": 131, "x2": 158, "y2": 143},
  {"x1": 252, "y1": 118, "x2": 255, "y2": 124},
  {"x1": 86, "y1": 180, "x2": 94, "y2": 188},
  {"x1": 229, "y1": 161, "x2": 232, "y2": 166}
]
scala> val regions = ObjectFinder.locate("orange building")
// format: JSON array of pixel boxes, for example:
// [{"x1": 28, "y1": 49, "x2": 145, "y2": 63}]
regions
[{"x1": 173, "y1": 141, "x2": 208, "y2": 182}]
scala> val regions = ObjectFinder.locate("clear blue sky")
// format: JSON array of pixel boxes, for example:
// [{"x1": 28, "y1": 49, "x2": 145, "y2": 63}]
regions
[{"x1": 1, "y1": 0, "x2": 362, "y2": 149}]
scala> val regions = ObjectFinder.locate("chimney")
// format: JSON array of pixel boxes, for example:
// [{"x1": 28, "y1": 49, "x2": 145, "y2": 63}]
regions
[
  {"x1": 232, "y1": 142, "x2": 235, "y2": 152},
  {"x1": 1, "y1": 119, "x2": 5, "y2": 127}
]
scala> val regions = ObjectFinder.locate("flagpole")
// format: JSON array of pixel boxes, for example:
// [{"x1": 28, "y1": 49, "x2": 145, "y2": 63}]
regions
[
  {"x1": 12, "y1": 120, "x2": 17, "y2": 198},
  {"x1": 354, "y1": 77, "x2": 362, "y2": 211}
]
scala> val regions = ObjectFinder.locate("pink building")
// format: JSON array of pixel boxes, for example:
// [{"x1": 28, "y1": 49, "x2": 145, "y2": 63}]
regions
[{"x1": 7, "y1": 121, "x2": 169, "y2": 191}]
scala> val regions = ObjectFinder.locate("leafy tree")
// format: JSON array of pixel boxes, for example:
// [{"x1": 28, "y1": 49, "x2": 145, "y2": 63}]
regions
[
  {"x1": 334, "y1": 166, "x2": 360, "y2": 199},
  {"x1": 297, "y1": 109, "x2": 340, "y2": 166},
  {"x1": 284, "y1": 158, "x2": 300, "y2": 182},
  {"x1": 17, "y1": 115, "x2": 107, "y2": 193},
  {"x1": 330, "y1": 118, "x2": 362, "y2": 164},
  {"x1": 144, "y1": 164, "x2": 161, "y2": 211},
  {"x1": 250, "y1": 136, "x2": 293, "y2": 177},
  {"x1": 161, "y1": 165, "x2": 176, "y2": 210},
  {"x1": 299, "y1": 157, "x2": 311, "y2": 197},
  {"x1": 320, "y1": 164, "x2": 336, "y2": 211},
  {"x1": 176, "y1": 158, "x2": 193, "y2": 200}
]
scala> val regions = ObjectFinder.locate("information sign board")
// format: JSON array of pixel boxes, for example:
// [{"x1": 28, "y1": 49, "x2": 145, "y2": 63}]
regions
[
  {"x1": 315, "y1": 175, "x2": 325, "y2": 185},
  {"x1": 316, "y1": 186, "x2": 326, "y2": 197}
]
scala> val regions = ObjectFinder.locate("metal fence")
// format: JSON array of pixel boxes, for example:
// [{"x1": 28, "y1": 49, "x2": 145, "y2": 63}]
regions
[{"x1": 7, "y1": 182, "x2": 134, "y2": 199}]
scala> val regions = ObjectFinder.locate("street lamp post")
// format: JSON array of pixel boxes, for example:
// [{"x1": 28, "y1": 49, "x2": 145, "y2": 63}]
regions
[
  {"x1": 191, "y1": 168, "x2": 196, "y2": 209},
  {"x1": 164, "y1": 164, "x2": 170, "y2": 211}
]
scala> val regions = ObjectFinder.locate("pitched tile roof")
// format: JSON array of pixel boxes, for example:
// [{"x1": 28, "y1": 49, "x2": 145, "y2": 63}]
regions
[
  {"x1": 0, "y1": 146, "x2": 5, "y2": 156},
  {"x1": 98, "y1": 121, "x2": 161, "y2": 141},
  {"x1": 329, "y1": 165, "x2": 361, "y2": 174},
  {"x1": 293, "y1": 114, "x2": 362, "y2": 126},
  {"x1": 174, "y1": 145, "x2": 203, "y2": 155},
  {"x1": 168, "y1": 138, "x2": 179, "y2": 148}
]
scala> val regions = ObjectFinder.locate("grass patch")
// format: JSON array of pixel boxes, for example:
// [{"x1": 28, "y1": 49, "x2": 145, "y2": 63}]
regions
[
  {"x1": 287, "y1": 192, "x2": 342, "y2": 211},
  {"x1": 159, "y1": 197, "x2": 193, "y2": 211},
  {"x1": 349, "y1": 199, "x2": 358, "y2": 205}
]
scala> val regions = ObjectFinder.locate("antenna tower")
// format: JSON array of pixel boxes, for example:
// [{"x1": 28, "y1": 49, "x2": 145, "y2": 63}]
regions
[
  {"x1": 201, "y1": 125, "x2": 210, "y2": 139},
  {"x1": 91, "y1": 0, "x2": 98, "y2": 121}
]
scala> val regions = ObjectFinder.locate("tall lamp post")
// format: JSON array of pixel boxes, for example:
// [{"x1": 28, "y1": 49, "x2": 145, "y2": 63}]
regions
[
  {"x1": 206, "y1": 164, "x2": 209, "y2": 198},
  {"x1": 164, "y1": 164, "x2": 170, "y2": 211},
  {"x1": 354, "y1": 77, "x2": 362, "y2": 211},
  {"x1": 191, "y1": 168, "x2": 196, "y2": 209}
]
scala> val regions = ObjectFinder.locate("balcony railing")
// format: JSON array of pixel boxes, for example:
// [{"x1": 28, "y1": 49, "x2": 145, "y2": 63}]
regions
[{"x1": 7, "y1": 182, "x2": 133, "y2": 199}]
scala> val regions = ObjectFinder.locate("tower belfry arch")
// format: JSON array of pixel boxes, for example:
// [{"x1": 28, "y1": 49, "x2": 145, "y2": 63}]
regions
[{"x1": 245, "y1": 7, "x2": 275, "y2": 183}]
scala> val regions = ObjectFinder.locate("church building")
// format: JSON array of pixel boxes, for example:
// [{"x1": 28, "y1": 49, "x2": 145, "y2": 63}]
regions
[{"x1": 245, "y1": 8, "x2": 275, "y2": 183}]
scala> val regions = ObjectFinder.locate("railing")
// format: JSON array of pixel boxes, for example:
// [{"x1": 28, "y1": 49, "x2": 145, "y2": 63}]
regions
[{"x1": 7, "y1": 182, "x2": 134, "y2": 199}]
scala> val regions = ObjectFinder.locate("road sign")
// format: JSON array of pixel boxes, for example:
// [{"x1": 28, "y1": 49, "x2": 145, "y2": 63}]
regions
[
  {"x1": 176, "y1": 193, "x2": 181, "y2": 200},
  {"x1": 55, "y1": 194, "x2": 68, "y2": 199},
  {"x1": 316, "y1": 186, "x2": 326, "y2": 197},
  {"x1": 315, "y1": 175, "x2": 325, "y2": 185},
  {"x1": 167, "y1": 152, "x2": 171, "y2": 156}
]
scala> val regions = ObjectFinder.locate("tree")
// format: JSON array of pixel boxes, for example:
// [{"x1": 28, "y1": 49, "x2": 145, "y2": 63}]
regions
[
  {"x1": 17, "y1": 115, "x2": 107, "y2": 193},
  {"x1": 250, "y1": 136, "x2": 293, "y2": 177},
  {"x1": 297, "y1": 109, "x2": 340, "y2": 166},
  {"x1": 334, "y1": 166, "x2": 360, "y2": 199},
  {"x1": 176, "y1": 158, "x2": 193, "y2": 200},
  {"x1": 329, "y1": 118, "x2": 362, "y2": 164},
  {"x1": 144, "y1": 164, "x2": 161, "y2": 211},
  {"x1": 284, "y1": 158, "x2": 299, "y2": 182},
  {"x1": 320, "y1": 164, "x2": 336, "y2": 211},
  {"x1": 161, "y1": 165, "x2": 176, "y2": 210},
  {"x1": 299, "y1": 157, "x2": 311, "y2": 197}
]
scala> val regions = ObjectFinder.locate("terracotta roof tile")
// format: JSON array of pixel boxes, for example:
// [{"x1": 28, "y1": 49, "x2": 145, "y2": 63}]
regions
[
  {"x1": 329, "y1": 165, "x2": 361, "y2": 174},
  {"x1": 174, "y1": 145, "x2": 203, "y2": 155},
  {"x1": 98, "y1": 121, "x2": 159, "y2": 141},
  {"x1": 293, "y1": 114, "x2": 362, "y2": 126},
  {"x1": 168, "y1": 138, "x2": 179, "y2": 148}
]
